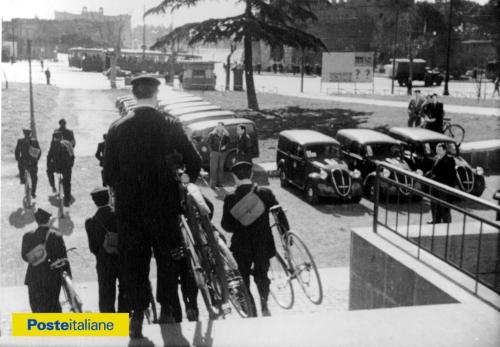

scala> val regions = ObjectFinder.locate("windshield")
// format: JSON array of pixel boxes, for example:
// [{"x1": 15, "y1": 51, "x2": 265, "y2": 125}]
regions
[
  {"x1": 305, "y1": 144, "x2": 341, "y2": 159},
  {"x1": 423, "y1": 141, "x2": 457, "y2": 156},
  {"x1": 364, "y1": 143, "x2": 401, "y2": 158}
]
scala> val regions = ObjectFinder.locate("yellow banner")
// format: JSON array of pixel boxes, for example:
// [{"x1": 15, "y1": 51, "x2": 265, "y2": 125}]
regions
[{"x1": 12, "y1": 313, "x2": 129, "y2": 336}]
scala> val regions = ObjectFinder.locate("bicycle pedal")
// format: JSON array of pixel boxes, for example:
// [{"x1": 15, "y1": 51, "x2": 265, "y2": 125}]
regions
[{"x1": 222, "y1": 306, "x2": 232, "y2": 315}]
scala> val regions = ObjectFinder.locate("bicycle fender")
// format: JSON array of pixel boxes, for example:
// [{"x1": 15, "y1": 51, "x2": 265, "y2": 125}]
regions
[{"x1": 187, "y1": 183, "x2": 211, "y2": 216}]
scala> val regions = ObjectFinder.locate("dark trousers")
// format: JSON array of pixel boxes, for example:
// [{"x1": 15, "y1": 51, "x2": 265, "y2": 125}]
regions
[
  {"x1": 233, "y1": 253, "x2": 270, "y2": 316},
  {"x1": 179, "y1": 257, "x2": 198, "y2": 320},
  {"x1": 47, "y1": 167, "x2": 72, "y2": 200},
  {"x1": 431, "y1": 189, "x2": 452, "y2": 223},
  {"x1": 408, "y1": 115, "x2": 421, "y2": 127},
  {"x1": 19, "y1": 164, "x2": 38, "y2": 194},
  {"x1": 28, "y1": 281, "x2": 62, "y2": 313},
  {"x1": 96, "y1": 256, "x2": 127, "y2": 313}
]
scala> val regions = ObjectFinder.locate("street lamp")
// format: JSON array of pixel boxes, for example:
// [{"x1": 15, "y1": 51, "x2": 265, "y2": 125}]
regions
[{"x1": 443, "y1": 0, "x2": 454, "y2": 96}]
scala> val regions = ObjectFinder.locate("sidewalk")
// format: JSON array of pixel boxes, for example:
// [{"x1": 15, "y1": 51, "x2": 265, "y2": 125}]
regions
[{"x1": 0, "y1": 267, "x2": 349, "y2": 336}]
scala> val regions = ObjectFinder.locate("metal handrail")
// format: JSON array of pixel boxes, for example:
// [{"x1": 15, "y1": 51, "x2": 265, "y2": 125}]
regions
[{"x1": 373, "y1": 161, "x2": 500, "y2": 298}]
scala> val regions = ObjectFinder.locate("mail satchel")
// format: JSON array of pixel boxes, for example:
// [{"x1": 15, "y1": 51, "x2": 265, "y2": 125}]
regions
[
  {"x1": 25, "y1": 231, "x2": 50, "y2": 266},
  {"x1": 230, "y1": 185, "x2": 266, "y2": 227}
]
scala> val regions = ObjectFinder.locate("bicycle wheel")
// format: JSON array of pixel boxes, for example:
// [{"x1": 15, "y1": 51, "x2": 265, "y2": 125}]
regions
[
  {"x1": 444, "y1": 124, "x2": 465, "y2": 144},
  {"x1": 23, "y1": 172, "x2": 32, "y2": 209},
  {"x1": 63, "y1": 275, "x2": 83, "y2": 312},
  {"x1": 268, "y1": 253, "x2": 294, "y2": 309},
  {"x1": 287, "y1": 232, "x2": 323, "y2": 305},
  {"x1": 218, "y1": 239, "x2": 255, "y2": 318}
]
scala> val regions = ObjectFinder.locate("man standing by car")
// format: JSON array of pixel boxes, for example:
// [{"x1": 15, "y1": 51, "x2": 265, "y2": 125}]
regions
[
  {"x1": 22, "y1": 208, "x2": 70, "y2": 312},
  {"x1": 15, "y1": 128, "x2": 41, "y2": 199},
  {"x1": 208, "y1": 122, "x2": 230, "y2": 189},
  {"x1": 103, "y1": 75, "x2": 201, "y2": 339},
  {"x1": 423, "y1": 93, "x2": 445, "y2": 133},
  {"x1": 47, "y1": 131, "x2": 75, "y2": 206},
  {"x1": 428, "y1": 143, "x2": 455, "y2": 224},
  {"x1": 407, "y1": 90, "x2": 424, "y2": 127},
  {"x1": 236, "y1": 124, "x2": 252, "y2": 162},
  {"x1": 221, "y1": 161, "x2": 284, "y2": 317},
  {"x1": 85, "y1": 187, "x2": 126, "y2": 313}
]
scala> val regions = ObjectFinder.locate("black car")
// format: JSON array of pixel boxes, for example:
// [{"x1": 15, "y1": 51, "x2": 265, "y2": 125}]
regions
[
  {"x1": 388, "y1": 127, "x2": 485, "y2": 196},
  {"x1": 277, "y1": 130, "x2": 363, "y2": 204},
  {"x1": 335, "y1": 129, "x2": 423, "y2": 199}
]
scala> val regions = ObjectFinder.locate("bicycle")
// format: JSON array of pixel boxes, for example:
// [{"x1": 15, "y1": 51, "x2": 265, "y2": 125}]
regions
[
  {"x1": 442, "y1": 117, "x2": 465, "y2": 144},
  {"x1": 144, "y1": 281, "x2": 158, "y2": 324},
  {"x1": 49, "y1": 247, "x2": 83, "y2": 313},
  {"x1": 268, "y1": 205, "x2": 323, "y2": 309},
  {"x1": 177, "y1": 171, "x2": 254, "y2": 319},
  {"x1": 22, "y1": 168, "x2": 33, "y2": 209}
]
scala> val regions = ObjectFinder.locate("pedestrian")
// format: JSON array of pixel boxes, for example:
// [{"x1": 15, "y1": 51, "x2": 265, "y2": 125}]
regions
[
  {"x1": 256, "y1": 63, "x2": 261, "y2": 75},
  {"x1": 207, "y1": 122, "x2": 230, "y2": 189},
  {"x1": 178, "y1": 72, "x2": 184, "y2": 90},
  {"x1": 15, "y1": 128, "x2": 41, "y2": 199},
  {"x1": 46, "y1": 131, "x2": 75, "y2": 206},
  {"x1": 85, "y1": 187, "x2": 127, "y2": 313},
  {"x1": 40, "y1": 58, "x2": 44, "y2": 70},
  {"x1": 22, "y1": 208, "x2": 70, "y2": 312},
  {"x1": 95, "y1": 134, "x2": 106, "y2": 186},
  {"x1": 493, "y1": 76, "x2": 500, "y2": 97},
  {"x1": 103, "y1": 74, "x2": 201, "y2": 339},
  {"x1": 407, "y1": 77, "x2": 413, "y2": 95},
  {"x1": 55, "y1": 119, "x2": 76, "y2": 148},
  {"x1": 221, "y1": 161, "x2": 286, "y2": 317},
  {"x1": 45, "y1": 68, "x2": 51, "y2": 85},
  {"x1": 407, "y1": 90, "x2": 424, "y2": 127},
  {"x1": 236, "y1": 125, "x2": 252, "y2": 162},
  {"x1": 423, "y1": 93, "x2": 445, "y2": 133},
  {"x1": 427, "y1": 143, "x2": 456, "y2": 224}
]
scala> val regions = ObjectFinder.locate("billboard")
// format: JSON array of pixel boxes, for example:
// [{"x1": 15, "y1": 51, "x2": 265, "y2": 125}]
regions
[{"x1": 321, "y1": 52, "x2": 374, "y2": 83}]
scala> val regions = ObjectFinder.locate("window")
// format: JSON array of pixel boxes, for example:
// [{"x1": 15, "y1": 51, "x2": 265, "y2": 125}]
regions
[
  {"x1": 192, "y1": 69, "x2": 206, "y2": 78},
  {"x1": 305, "y1": 144, "x2": 341, "y2": 160}
]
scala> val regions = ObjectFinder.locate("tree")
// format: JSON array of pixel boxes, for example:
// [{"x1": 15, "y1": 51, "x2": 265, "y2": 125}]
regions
[{"x1": 145, "y1": 0, "x2": 327, "y2": 110}]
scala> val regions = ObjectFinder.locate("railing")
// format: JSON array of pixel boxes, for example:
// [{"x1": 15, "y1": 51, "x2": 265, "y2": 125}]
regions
[{"x1": 373, "y1": 162, "x2": 500, "y2": 298}]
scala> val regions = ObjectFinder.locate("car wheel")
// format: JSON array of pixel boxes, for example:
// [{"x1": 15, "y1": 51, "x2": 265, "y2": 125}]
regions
[
  {"x1": 364, "y1": 179, "x2": 375, "y2": 201},
  {"x1": 224, "y1": 151, "x2": 237, "y2": 171},
  {"x1": 279, "y1": 168, "x2": 289, "y2": 188},
  {"x1": 305, "y1": 182, "x2": 319, "y2": 205}
]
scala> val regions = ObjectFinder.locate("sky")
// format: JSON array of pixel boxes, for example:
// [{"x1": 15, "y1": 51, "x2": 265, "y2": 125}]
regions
[{"x1": 0, "y1": 0, "x2": 490, "y2": 28}]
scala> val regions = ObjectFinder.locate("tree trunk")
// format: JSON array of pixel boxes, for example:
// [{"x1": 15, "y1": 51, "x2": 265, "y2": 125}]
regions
[
  {"x1": 243, "y1": 34, "x2": 259, "y2": 110},
  {"x1": 110, "y1": 53, "x2": 117, "y2": 89},
  {"x1": 226, "y1": 54, "x2": 231, "y2": 91}
]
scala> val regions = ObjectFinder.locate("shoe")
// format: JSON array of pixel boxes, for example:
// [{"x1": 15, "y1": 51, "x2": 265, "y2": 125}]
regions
[
  {"x1": 64, "y1": 198, "x2": 71, "y2": 207},
  {"x1": 261, "y1": 307, "x2": 271, "y2": 317},
  {"x1": 31, "y1": 193, "x2": 36, "y2": 199},
  {"x1": 158, "y1": 307, "x2": 176, "y2": 324},
  {"x1": 51, "y1": 186, "x2": 57, "y2": 193},
  {"x1": 129, "y1": 311, "x2": 144, "y2": 339},
  {"x1": 185, "y1": 306, "x2": 199, "y2": 322}
]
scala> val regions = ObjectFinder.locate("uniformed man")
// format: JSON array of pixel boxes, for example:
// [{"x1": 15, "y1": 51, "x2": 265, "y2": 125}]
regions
[
  {"x1": 103, "y1": 74, "x2": 201, "y2": 339},
  {"x1": 236, "y1": 125, "x2": 252, "y2": 162},
  {"x1": 55, "y1": 119, "x2": 76, "y2": 148},
  {"x1": 423, "y1": 93, "x2": 445, "y2": 133},
  {"x1": 47, "y1": 131, "x2": 75, "y2": 206},
  {"x1": 428, "y1": 143, "x2": 456, "y2": 224},
  {"x1": 207, "y1": 122, "x2": 230, "y2": 189},
  {"x1": 407, "y1": 90, "x2": 424, "y2": 127},
  {"x1": 221, "y1": 161, "x2": 282, "y2": 317},
  {"x1": 95, "y1": 134, "x2": 107, "y2": 186},
  {"x1": 21, "y1": 208, "x2": 70, "y2": 312},
  {"x1": 85, "y1": 187, "x2": 126, "y2": 313},
  {"x1": 15, "y1": 128, "x2": 41, "y2": 198}
]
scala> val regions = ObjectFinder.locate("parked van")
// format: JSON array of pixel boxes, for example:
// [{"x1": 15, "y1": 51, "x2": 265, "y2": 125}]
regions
[
  {"x1": 178, "y1": 110, "x2": 237, "y2": 125},
  {"x1": 187, "y1": 118, "x2": 259, "y2": 170}
]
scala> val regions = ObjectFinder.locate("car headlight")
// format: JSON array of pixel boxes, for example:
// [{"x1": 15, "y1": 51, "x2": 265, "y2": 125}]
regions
[
  {"x1": 320, "y1": 169, "x2": 328, "y2": 180},
  {"x1": 476, "y1": 166, "x2": 484, "y2": 175},
  {"x1": 201, "y1": 146, "x2": 208, "y2": 153},
  {"x1": 382, "y1": 168, "x2": 391, "y2": 178},
  {"x1": 416, "y1": 169, "x2": 423, "y2": 176},
  {"x1": 351, "y1": 169, "x2": 361, "y2": 179}
]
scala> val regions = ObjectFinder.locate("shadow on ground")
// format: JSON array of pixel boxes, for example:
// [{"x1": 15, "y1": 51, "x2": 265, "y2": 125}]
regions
[{"x1": 9, "y1": 207, "x2": 35, "y2": 228}]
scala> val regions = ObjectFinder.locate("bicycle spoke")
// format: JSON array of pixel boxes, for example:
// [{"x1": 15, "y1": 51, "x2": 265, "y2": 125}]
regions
[{"x1": 287, "y1": 232, "x2": 323, "y2": 305}]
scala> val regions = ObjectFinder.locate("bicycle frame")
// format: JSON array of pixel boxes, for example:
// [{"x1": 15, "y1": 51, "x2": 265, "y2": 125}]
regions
[{"x1": 50, "y1": 248, "x2": 82, "y2": 312}]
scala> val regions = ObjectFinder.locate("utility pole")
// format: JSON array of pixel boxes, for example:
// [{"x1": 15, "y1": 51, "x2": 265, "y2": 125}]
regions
[
  {"x1": 443, "y1": 0, "x2": 453, "y2": 96},
  {"x1": 142, "y1": 4, "x2": 146, "y2": 61},
  {"x1": 300, "y1": 48, "x2": 305, "y2": 93},
  {"x1": 11, "y1": 19, "x2": 16, "y2": 63},
  {"x1": 27, "y1": 40, "x2": 36, "y2": 139},
  {"x1": 391, "y1": 4, "x2": 400, "y2": 94}
]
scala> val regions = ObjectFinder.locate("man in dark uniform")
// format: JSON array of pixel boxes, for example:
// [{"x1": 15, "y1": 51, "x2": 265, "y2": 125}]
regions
[
  {"x1": 407, "y1": 90, "x2": 424, "y2": 127},
  {"x1": 95, "y1": 134, "x2": 107, "y2": 186},
  {"x1": 85, "y1": 187, "x2": 126, "y2": 313},
  {"x1": 423, "y1": 93, "x2": 445, "y2": 133},
  {"x1": 55, "y1": 119, "x2": 76, "y2": 148},
  {"x1": 15, "y1": 128, "x2": 41, "y2": 198},
  {"x1": 428, "y1": 143, "x2": 456, "y2": 224},
  {"x1": 221, "y1": 161, "x2": 282, "y2": 317},
  {"x1": 103, "y1": 74, "x2": 201, "y2": 338},
  {"x1": 47, "y1": 131, "x2": 75, "y2": 206},
  {"x1": 236, "y1": 125, "x2": 252, "y2": 162},
  {"x1": 21, "y1": 208, "x2": 70, "y2": 312}
]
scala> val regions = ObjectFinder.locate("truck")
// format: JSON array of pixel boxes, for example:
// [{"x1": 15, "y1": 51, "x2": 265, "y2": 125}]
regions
[{"x1": 384, "y1": 58, "x2": 443, "y2": 87}]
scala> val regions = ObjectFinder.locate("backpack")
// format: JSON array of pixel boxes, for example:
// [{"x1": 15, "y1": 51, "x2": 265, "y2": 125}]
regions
[
  {"x1": 230, "y1": 185, "x2": 266, "y2": 227},
  {"x1": 95, "y1": 217, "x2": 119, "y2": 254},
  {"x1": 25, "y1": 231, "x2": 51, "y2": 266}
]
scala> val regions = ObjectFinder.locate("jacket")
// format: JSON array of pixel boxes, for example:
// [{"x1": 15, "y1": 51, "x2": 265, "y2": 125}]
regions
[
  {"x1": 103, "y1": 105, "x2": 201, "y2": 215},
  {"x1": 221, "y1": 184, "x2": 279, "y2": 260},
  {"x1": 207, "y1": 131, "x2": 230, "y2": 152},
  {"x1": 425, "y1": 102, "x2": 445, "y2": 133},
  {"x1": 430, "y1": 154, "x2": 456, "y2": 187},
  {"x1": 95, "y1": 141, "x2": 105, "y2": 167},
  {"x1": 47, "y1": 140, "x2": 74, "y2": 172},
  {"x1": 85, "y1": 206, "x2": 118, "y2": 263},
  {"x1": 22, "y1": 226, "x2": 70, "y2": 285},
  {"x1": 15, "y1": 137, "x2": 41, "y2": 168},
  {"x1": 55, "y1": 128, "x2": 76, "y2": 148},
  {"x1": 236, "y1": 134, "x2": 252, "y2": 161}
]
